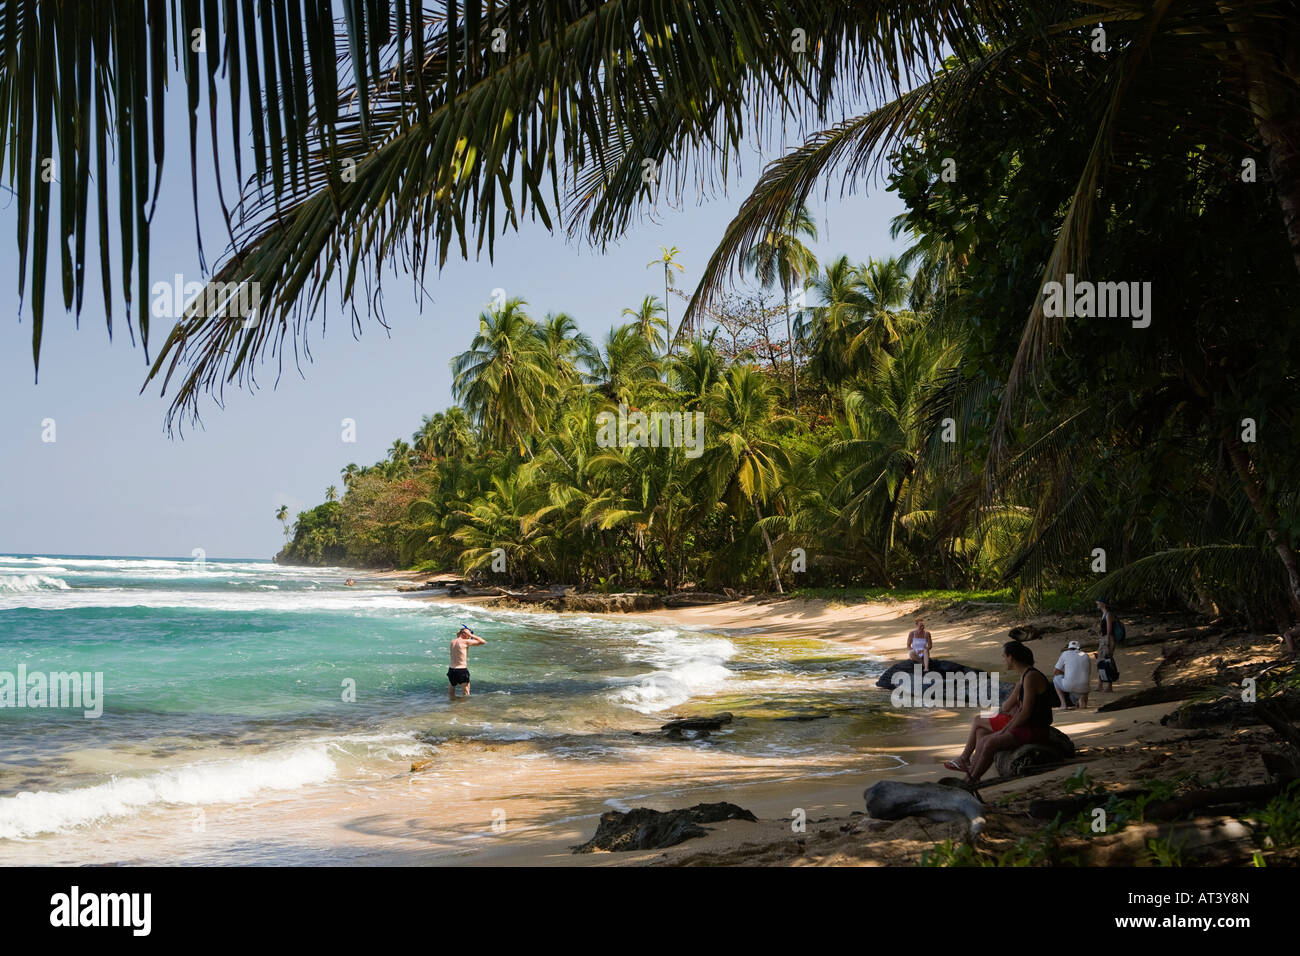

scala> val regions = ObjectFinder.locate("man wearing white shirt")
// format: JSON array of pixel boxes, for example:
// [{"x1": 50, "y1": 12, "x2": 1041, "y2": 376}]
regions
[{"x1": 1053, "y1": 640, "x2": 1091, "y2": 709}]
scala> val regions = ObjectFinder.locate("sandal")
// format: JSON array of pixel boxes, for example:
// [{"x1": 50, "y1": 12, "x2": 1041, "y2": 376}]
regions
[{"x1": 943, "y1": 757, "x2": 969, "y2": 772}]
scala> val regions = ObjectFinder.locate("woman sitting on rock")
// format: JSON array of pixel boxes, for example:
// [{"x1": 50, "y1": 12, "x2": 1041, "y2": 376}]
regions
[
  {"x1": 943, "y1": 641, "x2": 1053, "y2": 785},
  {"x1": 906, "y1": 617, "x2": 933, "y2": 672}
]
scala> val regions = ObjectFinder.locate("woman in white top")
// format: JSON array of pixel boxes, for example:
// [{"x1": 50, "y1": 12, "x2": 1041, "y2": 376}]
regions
[{"x1": 906, "y1": 617, "x2": 933, "y2": 672}]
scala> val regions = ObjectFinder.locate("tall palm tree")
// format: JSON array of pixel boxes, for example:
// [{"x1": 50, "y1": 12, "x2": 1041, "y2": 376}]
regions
[
  {"x1": 699, "y1": 364, "x2": 795, "y2": 592},
  {"x1": 451, "y1": 298, "x2": 554, "y2": 457},
  {"x1": 275, "y1": 505, "x2": 291, "y2": 542},
  {"x1": 743, "y1": 206, "x2": 818, "y2": 408},
  {"x1": 647, "y1": 246, "x2": 686, "y2": 352},
  {"x1": 325, "y1": 485, "x2": 339, "y2": 503}
]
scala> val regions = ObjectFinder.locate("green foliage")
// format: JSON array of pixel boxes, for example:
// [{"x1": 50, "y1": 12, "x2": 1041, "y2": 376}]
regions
[
  {"x1": 921, "y1": 818, "x2": 1079, "y2": 867},
  {"x1": 1247, "y1": 781, "x2": 1300, "y2": 850},
  {"x1": 279, "y1": 502, "x2": 347, "y2": 566},
  {"x1": 1146, "y1": 834, "x2": 1188, "y2": 868}
]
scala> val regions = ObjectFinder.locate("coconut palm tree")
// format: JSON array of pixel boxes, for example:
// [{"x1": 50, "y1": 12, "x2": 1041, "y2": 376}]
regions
[
  {"x1": 533, "y1": 312, "x2": 595, "y2": 391},
  {"x1": 582, "y1": 324, "x2": 663, "y2": 405},
  {"x1": 622, "y1": 295, "x2": 669, "y2": 353},
  {"x1": 451, "y1": 298, "x2": 554, "y2": 457},
  {"x1": 743, "y1": 206, "x2": 818, "y2": 408},
  {"x1": 803, "y1": 255, "x2": 873, "y2": 386},
  {"x1": 325, "y1": 485, "x2": 339, "y2": 503},
  {"x1": 276, "y1": 505, "x2": 291, "y2": 542},
  {"x1": 698, "y1": 364, "x2": 795, "y2": 592},
  {"x1": 647, "y1": 246, "x2": 686, "y2": 352}
]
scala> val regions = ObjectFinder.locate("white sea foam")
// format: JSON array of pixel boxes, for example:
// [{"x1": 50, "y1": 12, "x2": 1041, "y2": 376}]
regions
[
  {"x1": 0, "y1": 745, "x2": 337, "y2": 840},
  {"x1": 0, "y1": 574, "x2": 72, "y2": 593},
  {"x1": 609, "y1": 628, "x2": 737, "y2": 713},
  {"x1": 0, "y1": 588, "x2": 424, "y2": 613}
]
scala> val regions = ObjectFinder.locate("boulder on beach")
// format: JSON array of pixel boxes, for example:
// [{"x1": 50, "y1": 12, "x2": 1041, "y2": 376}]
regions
[
  {"x1": 875, "y1": 658, "x2": 981, "y2": 687},
  {"x1": 863, "y1": 780, "x2": 986, "y2": 839},
  {"x1": 571, "y1": 802, "x2": 757, "y2": 853},
  {"x1": 875, "y1": 659, "x2": 1014, "y2": 704},
  {"x1": 993, "y1": 726, "x2": 1075, "y2": 777}
]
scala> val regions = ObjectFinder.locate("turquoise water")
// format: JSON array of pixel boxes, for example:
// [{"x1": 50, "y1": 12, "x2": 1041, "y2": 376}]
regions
[{"x1": 0, "y1": 555, "x2": 891, "y2": 858}]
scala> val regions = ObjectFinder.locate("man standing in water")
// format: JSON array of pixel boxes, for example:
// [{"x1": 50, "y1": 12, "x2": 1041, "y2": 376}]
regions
[{"x1": 448, "y1": 625, "x2": 486, "y2": 699}]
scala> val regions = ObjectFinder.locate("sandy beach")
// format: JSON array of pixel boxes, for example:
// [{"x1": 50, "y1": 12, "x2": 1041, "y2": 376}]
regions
[{"x1": 351, "y1": 582, "x2": 1283, "y2": 867}]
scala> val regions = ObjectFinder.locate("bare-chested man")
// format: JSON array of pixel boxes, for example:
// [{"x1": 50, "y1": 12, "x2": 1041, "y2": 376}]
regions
[{"x1": 448, "y1": 625, "x2": 486, "y2": 699}]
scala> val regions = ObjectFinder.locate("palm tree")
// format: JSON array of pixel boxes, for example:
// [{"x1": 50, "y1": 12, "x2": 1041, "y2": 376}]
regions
[
  {"x1": 582, "y1": 325, "x2": 663, "y2": 405},
  {"x1": 622, "y1": 295, "x2": 669, "y2": 353},
  {"x1": 341, "y1": 464, "x2": 361, "y2": 489},
  {"x1": 743, "y1": 206, "x2": 818, "y2": 408},
  {"x1": 804, "y1": 255, "x2": 873, "y2": 386},
  {"x1": 847, "y1": 257, "x2": 915, "y2": 366},
  {"x1": 451, "y1": 298, "x2": 554, "y2": 457},
  {"x1": 818, "y1": 327, "x2": 960, "y2": 584},
  {"x1": 533, "y1": 312, "x2": 595, "y2": 391},
  {"x1": 699, "y1": 364, "x2": 795, "y2": 592},
  {"x1": 275, "y1": 505, "x2": 291, "y2": 542},
  {"x1": 647, "y1": 246, "x2": 686, "y2": 353},
  {"x1": 325, "y1": 485, "x2": 339, "y2": 503}
]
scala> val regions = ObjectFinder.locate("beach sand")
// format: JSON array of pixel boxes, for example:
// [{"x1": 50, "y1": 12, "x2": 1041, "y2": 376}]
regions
[{"x1": 349, "y1": 587, "x2": 1281, "y2": 867}]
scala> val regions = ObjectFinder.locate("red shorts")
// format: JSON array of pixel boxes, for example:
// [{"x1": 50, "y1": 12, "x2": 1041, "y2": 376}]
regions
[{"x1": 989, "y1": 713, "x2": 1050, "y2": 745}]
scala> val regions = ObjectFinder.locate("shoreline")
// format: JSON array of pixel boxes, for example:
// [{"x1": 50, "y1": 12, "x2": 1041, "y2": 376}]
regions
[
  {"x1": 246, "y1": 570, "x2": 1294, "y2": 865},
  {"x1": 379, "y1": 588, "x2": 1222, "y2": 866}
]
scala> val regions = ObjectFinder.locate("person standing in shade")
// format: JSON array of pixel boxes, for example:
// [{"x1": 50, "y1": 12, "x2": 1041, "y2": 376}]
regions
[
  {"x1": 448, "y1": 625, "x2": 486, "y2": 699},
  {"x1": 1053, "y1": 639, "x2": 1091, "y2": 709},
  {"x1": 1096, "y1": 599, "x2": 1119, "y2": 692}
]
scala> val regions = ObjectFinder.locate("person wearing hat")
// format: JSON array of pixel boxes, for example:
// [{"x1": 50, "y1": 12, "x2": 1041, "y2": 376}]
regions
[
  {"x1": 1053, "y1": 639, "x2": 1092, "y2": 709},
  {"x1": 448, "y1": 624, "x2": 486, "y2": 699}
]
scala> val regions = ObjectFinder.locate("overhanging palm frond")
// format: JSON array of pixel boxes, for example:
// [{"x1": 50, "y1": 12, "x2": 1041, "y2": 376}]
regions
[
  {"x1": 1085, "y1": 544, "x2": 1284, "y2": 612},
  {"x1": 0, "y1": 0, "x2": 403, "y2": 376}
]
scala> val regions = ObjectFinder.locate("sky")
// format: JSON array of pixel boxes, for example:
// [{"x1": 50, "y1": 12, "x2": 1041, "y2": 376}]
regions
[{"x1": 0, "y1": 74, "x2": 908, "y2": 561}]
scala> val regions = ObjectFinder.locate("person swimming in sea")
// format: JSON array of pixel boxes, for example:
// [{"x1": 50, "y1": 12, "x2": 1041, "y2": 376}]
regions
[{"x1": 448, "y1": 625, "x2": 486, "y2": 699}]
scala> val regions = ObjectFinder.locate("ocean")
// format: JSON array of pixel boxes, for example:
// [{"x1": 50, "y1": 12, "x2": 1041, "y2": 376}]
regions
[{"x1": 0, "y1": 555, "x2": 899, "y2": 864}]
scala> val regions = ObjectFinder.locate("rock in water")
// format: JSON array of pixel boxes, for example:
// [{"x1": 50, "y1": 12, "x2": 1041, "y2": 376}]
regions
[
  {"x1": 863, "y1": 781, "x2": 986, "y2": 839},
  {"x1": 571, "y1": 802, "x2": 757, "y2": 853}
]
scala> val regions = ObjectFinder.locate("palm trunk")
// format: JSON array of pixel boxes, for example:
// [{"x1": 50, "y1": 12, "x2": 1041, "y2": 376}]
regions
[
  {"x1": 664, "y1": 268, "x2": 678, "y2": 356},
  {"x1": 784, "y1": 286, "x2": 799, "y2": 409},
  {"x1": 1223, "y1": 431, "x2": 1300, "y2": 618},
  {"x1": 754, "y1": 500, "x2": 784, "y2": 594}
]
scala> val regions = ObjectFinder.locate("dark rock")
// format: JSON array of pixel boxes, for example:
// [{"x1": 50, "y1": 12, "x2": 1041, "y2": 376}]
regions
[
  {"x1": 774, "y1": 713, "x2": 830, "y2": 722},
  {"x1": 571, "y1": 802, "x2": 757, "y2": 853},
  {"x1": 863, "y1": 781, "x2": 986, "y2": 838},
  {"x1": 1161, "y1": 691, "x2": 1300, "y2": 729},
  {"x1": 993, "y1": 726, "x2": 1075, "y2": 777},
  {"x1": 660, "y1": 713, "x2": 733, "y2": 739},
  {"x1": 663, "y1": 591, "x2": 731, "y2": 608},
  {"x1": 875, "y1": 658, "x2": 979, "y2": 688},
  {"x1": 875, "y1": 659, "x2": 1014, "y2": 704}
]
